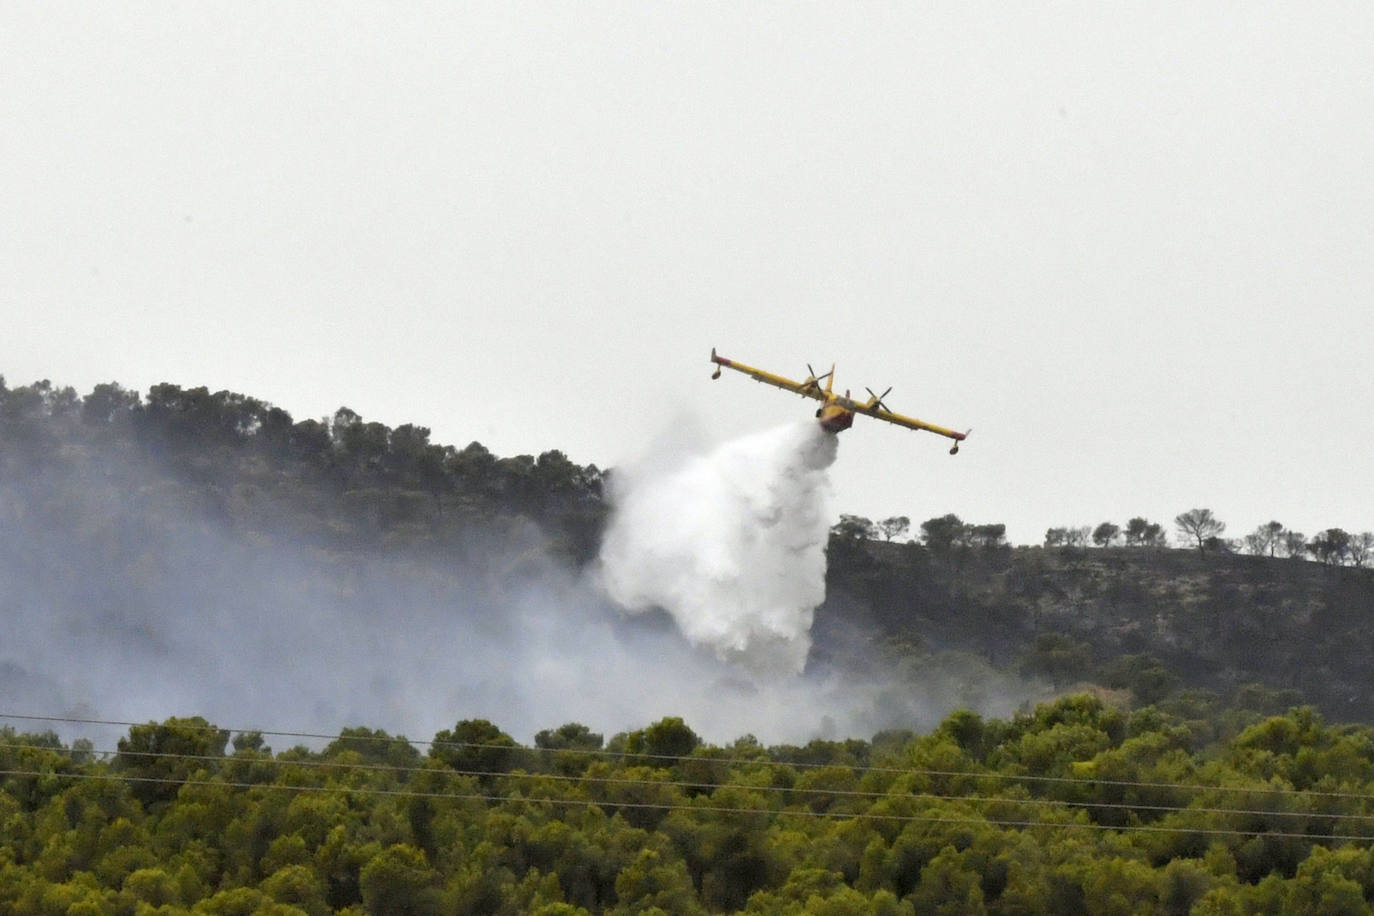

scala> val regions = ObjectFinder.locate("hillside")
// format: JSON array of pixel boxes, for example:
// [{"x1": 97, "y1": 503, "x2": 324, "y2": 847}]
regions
[
  {"x1": 819, "y1": 539, "x2": 1374, "y2": 723},
  {"x1": 3, "y1": 374, "x2": 1373, "y2": 730}
]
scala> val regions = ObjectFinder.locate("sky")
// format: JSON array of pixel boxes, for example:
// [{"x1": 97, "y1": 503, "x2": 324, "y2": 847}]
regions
[{"x1": 4, "y1": 2, "x2": 1373, "y2": 547}]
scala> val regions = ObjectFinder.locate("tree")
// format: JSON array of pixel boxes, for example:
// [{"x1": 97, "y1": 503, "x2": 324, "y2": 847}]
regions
[
  {"x1": 359, "y1": 844, "x2": 442, "y2": 916},
  {"x1": 325, "y1": 727, "x2": 420, "y2": 768},
  {"x1": 1160, "y1": 859, "x2": 1216, "y2": 915},
  {"x1": 907, "y1": 846, "x2": 986, "y2": 916},
  {"x1": 331, "y1": 408, "x2": 390, "y2": 479},
  {"x1": 1101, "y1": 654, "x2": 1181, "y2": 705},
  {"x1": 829, "y1": 515, "x2": 879, "y2": 569},
  {"x1": 535, "y1": 722, "x2": 604, "y2": 751},
  {"x1": 231, "y1": 731, "x2": 267, "y2": 754},
  {"x1": 1175, "y1": 509, "x2": 1225, "y2": 553},
  {"x1": 122, "y1": 867, "x2": 183, "y2": 908},
  {"x1": 429, "y1": 720, "x2": 519, "y2": 776},
  {"x1": 611, "y1": 847, "x2": 705, "y2": 915},
  {"x1": 1125, "y1": 517, "x2": 1167, "y2": 547},
  {"x1": 831, "y1": 515, "x2": 876, "y2": 541},
  {"x1": 1123, "y1": 518, "x2": 1148, "y2": 546},
  {"x1": 1017, "y1": 633, "x2": 1093, "y2": 687},
  {"x1": 1243, "y1": 521, "x2": 1285, "y2": 557},
  {"x1": 1080, "y1": 856, "x2": 1162, "y2": 914},
  {"x1": 288, "y1": 418, "x2": 333, "y2": 462},
  {"x1": 1203, "y1": 535, "x2": 1235, "y2": 555},
  {"x1": 1282, "y1": 530, "x2": 1308, "y2": 559},
  {"x1": 1046, "y1": 524, "x2": 1110, "y2": 549},
  {"x1": 388, "y1": 423, "x2": 445, "y2": 491},
  {"x1": 968, "y1": 523, "x2": 1008, "y2": 550},
  {"x1": 81, "y1": 382, "x2": 140, "y2": 426},
  {"x1": 921, "y1": 514, "x2": 966, "y2": 552},
  {"x1": 627, "y1": 716, "x2": 700, "y2": 761},
  {"x1": 1309, "y1": 529, "x2": 1352, "y2": 567},
  {"x1": 114, "y1": 717, "x2": 230, "y2": 807},
  {"x1": 1285, "y1": 846, "x2": 1368, "y2": 916},
  {"x1": 875, "y1": 515, "x2": 911, "y2": 542},
  {"x1": 449, "y1": 440, "x2": 497, "y2": 489},
  {"x1": 1092, "y1": 522, "x2": 1121, "y2": 548},
  {"x1": 261, "y1": 864, "x2": 329, "y2": 915},
  {"x1": 1347, "y1": 532, "x2": 1373, "y2": 569}
]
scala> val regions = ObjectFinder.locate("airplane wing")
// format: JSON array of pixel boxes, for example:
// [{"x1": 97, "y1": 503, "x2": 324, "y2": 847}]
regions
[
  {"x1": 850, "y1": 399, "x2": 968, "y2": 443},
  {"x1": 710, "y1": 349, "x2": 827, "y2": 403}
]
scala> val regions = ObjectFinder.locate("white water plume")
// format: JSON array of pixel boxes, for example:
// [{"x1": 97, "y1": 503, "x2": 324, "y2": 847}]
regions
[{"x1": 596, "y1": 422, "x2": 838, "y2": 674}]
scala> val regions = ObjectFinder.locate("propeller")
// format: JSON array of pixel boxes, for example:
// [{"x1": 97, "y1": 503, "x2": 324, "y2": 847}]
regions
[
  {"x1": 865, "y1": 386, "x2": 893, "y2": 412},
  {"x1": 805, "y1": 363, "x2": 833, "y2": 390}
]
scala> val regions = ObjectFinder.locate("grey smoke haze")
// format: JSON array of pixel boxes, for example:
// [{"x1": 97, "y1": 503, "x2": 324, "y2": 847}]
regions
[{"x1": 0, "y1": 427, "x2": 1043, "y2": 749}]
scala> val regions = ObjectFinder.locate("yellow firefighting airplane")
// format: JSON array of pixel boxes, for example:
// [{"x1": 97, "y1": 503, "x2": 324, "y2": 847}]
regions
[{"x1": 710, "y1": 348, "x2": 969, "y2": 453}]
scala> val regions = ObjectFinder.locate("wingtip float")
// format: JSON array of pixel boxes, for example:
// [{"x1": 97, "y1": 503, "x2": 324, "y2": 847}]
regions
[{"x1": 710, "y1": 347, "x2": 970, "y2": 454}]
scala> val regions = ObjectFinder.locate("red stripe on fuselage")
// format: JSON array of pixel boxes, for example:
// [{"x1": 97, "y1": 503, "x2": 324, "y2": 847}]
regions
[{"x1": 818, "y1": 408, "x2": 854, "y2": 433}]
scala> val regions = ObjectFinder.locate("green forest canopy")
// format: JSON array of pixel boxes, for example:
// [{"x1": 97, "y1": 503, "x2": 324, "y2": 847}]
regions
[{"x1": 6, "y1": 695, "x2": 1374, "y2": 914}]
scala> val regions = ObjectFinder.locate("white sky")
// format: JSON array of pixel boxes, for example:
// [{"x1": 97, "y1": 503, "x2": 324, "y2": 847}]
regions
[{"x1": 4, "y1": 3, "x2": 1372, "y2": 545}]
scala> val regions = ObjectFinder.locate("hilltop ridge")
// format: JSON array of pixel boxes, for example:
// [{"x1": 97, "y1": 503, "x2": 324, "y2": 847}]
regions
[{"x1": 3, "y1": 375, "x2": 1372, "y2": 728}]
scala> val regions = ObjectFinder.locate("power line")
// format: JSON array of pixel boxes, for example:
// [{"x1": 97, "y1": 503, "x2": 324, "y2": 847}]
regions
[
  {"x1": 6, "y1": 710, "x2": 1374, "y2": 806},
  {"x1": 5, "y1": 741, "x2": 1374, "y2": 829},
  {"x1": 1, "y1": 766, "x2": 1367, "y2": 843}
]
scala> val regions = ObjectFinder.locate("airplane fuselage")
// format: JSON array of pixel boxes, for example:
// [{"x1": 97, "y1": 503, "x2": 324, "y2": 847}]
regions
[{"x1": 816, "y1": 399, "x2": 855, "y2": 433}]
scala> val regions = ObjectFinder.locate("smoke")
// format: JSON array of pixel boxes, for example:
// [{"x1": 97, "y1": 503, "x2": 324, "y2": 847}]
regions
[
  {"x1": 0, "y1": 431, "x2": 862, "y2": 748},
  {"x1": 595, "y1": 422, "x2": 837, "y2": 675},
  {"x1": 0, "y1": 418, "x2": 1044, "y2": 751}
]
